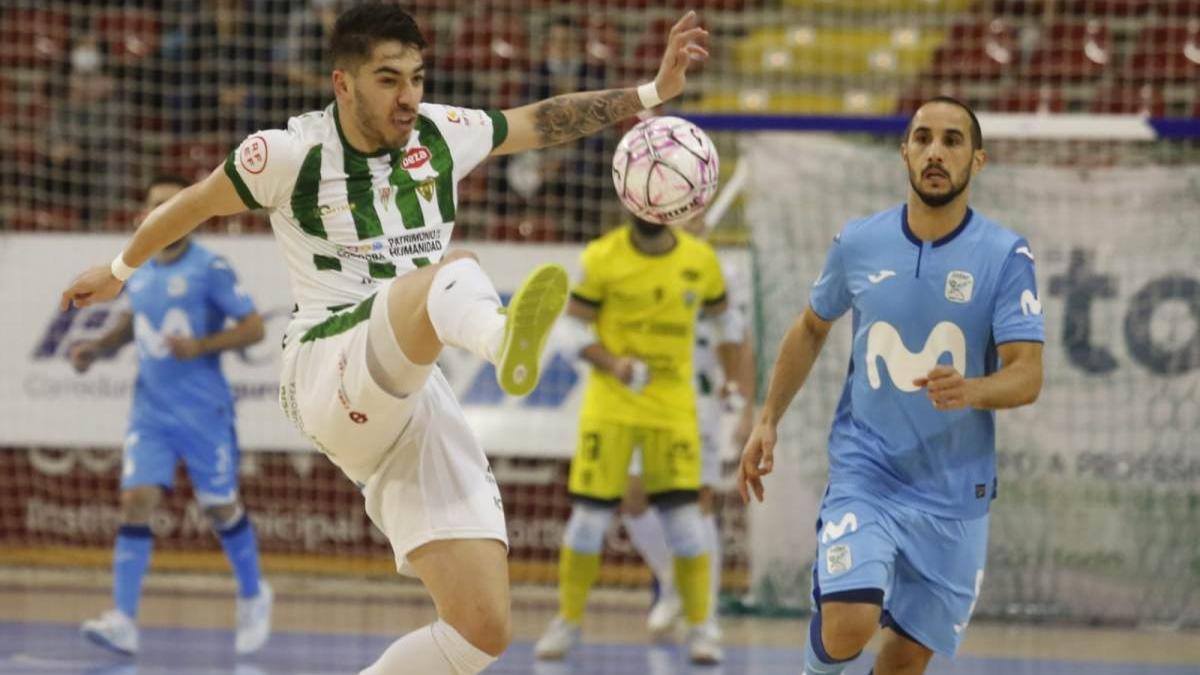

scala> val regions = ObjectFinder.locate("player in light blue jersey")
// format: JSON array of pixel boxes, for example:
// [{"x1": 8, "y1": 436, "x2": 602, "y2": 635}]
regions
[
  {"x1": 738, "y1": 97, "x2": 1044, "y2": 675},
  {"x1": 68, "y1": 176, "x2": 271, "y2": 656}
]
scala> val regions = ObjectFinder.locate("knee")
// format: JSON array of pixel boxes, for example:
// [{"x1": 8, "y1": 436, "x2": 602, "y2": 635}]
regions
[
  {"x1": 442, "y1": 249, "x2": 478, "y2": 265},
  {"x1": 820, "y1": 602, "x2": 881, "y2": 661},
  {"x1": 119, "y1": 486, "x2": 162, "y2": 524},
  {"x1": 203, "y1": 502, "x2": 243, "y2": 531},
  {"x1": 446, "y1": 601, "x2": 511, "y2": 656}
]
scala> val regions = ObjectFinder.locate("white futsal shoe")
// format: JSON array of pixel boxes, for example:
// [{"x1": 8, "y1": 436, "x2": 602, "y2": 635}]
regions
[
  {"x1": 647, "y1": 588, "x2": 683, "y2": 639},
  {"x1": 687, "y1": 621, "x2": 724, "y2": 665},
  {"x1": 534, "y1": 615, "x2": 581, "y2": 661},
  {"x1": 235, "y1": 581, "x2": 273, "y2": 654},
  {"x1": 81, "y1": 609, "x2": 139, "y2": 655}
]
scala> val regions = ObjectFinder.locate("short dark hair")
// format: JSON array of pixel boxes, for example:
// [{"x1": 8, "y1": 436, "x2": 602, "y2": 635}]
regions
[
  {"x1": 146, "y1": 175, "x2": 190, "y2": 194},
  {"x1": 330, "y1": 2, "x2": 426, "y2": 70},
  {"x1": 905, "y1": 96, "x2": 983, "y2": 151}
]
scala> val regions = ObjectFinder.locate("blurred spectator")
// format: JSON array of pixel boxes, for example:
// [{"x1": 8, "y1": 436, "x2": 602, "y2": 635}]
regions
[
  {"x1": 161, "y1": 0, "x2": 276, "y2": 137},
  {"x1": 500, "y1": 16, "x2": 613, "y2": 239},
  {"x1": 42, "y1": 34, "x2": 131, "y2": 222},
  {"x1": 273, "y1": 0, "x2": 341, "y2": 115}
]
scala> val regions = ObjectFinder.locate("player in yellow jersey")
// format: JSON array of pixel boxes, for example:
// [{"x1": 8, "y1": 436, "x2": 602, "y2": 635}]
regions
[{"x1": 535, "y1": 213, "x2": 732, "y2": 664}]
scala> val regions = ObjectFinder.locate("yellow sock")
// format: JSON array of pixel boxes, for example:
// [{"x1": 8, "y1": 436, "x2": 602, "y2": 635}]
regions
[
  {"x1": 674, "y1": 553, "x2": 711, "y2": 625},
  {"x1": 559, "y1": 548, "x2": 601, "y2": 623}
]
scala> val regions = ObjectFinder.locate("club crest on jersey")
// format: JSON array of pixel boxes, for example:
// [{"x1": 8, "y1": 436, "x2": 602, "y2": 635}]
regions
[
  {"x1": 167, "y1": 276, "x2": 188, "y2": 297},
  {"x1": 826, "y1": 544, "x2": 852, "y2": 575},
  {"x1": 416, "y1": 178, "x2": 436, "y2": 202},
  {"x1": 945, "y1": 270, "x2": 974, "y2": 303},
  {"x1": 403, "y1": 146, "x2": 431, "y2": 170},
  {"x1": 238, "y1": 135, "x2": 268, "y2": 174},
  {"x1": 445, "y1": 108, "x2": 462, "y2": 124}
]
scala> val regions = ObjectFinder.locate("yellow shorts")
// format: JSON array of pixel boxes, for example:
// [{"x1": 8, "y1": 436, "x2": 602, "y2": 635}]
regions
[{"x1": 567, "y1": 417, "x2": 700, "y2": 502}]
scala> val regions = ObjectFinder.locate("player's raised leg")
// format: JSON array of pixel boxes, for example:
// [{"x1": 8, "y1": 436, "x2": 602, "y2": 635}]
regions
[
  {"x1": 360, "y1": 539, "x2": 510, "y2": 674},
  {"x1": 382, "y1": 249, "x2": 567, "y2": 397}
]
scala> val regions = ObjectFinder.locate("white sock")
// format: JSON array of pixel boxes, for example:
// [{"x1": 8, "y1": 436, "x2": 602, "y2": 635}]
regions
[
  {"x1": 704, "y1": 512, "x2": 721, "y2": 621},
  {"x1": 360, "y1": 620, "x2": 496, "y2": 675},
  {"x1": 623, "y1": 509, "x2": 674, "y2": 591},
  {"x1": 426, "y1": 259, "x2": 506, "y2": 364}
]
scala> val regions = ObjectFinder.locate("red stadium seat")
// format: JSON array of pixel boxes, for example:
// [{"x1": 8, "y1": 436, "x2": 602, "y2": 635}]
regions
[
  {"x1": 7, "y1": 207, "x2": 82, "y2": 232},
  {"x1": 1026, "y1": 21, "x2": 1113, "y2": 81},
  {"x1": 486, "y1": 215, "x2": 563, "y2": 243},
  {"x1": 1124, "y1": 24, "x2": 1200, "y2": 83},
  {"x1": 929, "y1": 19, "x2": 1019, "y2": 80},
  {"x1": 160, "y1": 140, "x2": 230, "y2": 184},
  {"x1": 442, "y1": 13, "x2": 529, "y2": 72},
  {"x1": 0, "y1": 72, "x2": 50, "y2": 134},
  {"x1": 983, "y1": 0, "x2": 1047, "y2": 17},
  {"x1": 895, "y1": 81, "x2": 966, "y2": 115},
  {"x1": 1154, "y1": 0, "x2": 1200, "y2": 18},
  {"x1": 0, "y1": 8, "x2": 70, "y2": 68},
  {"x1": 993, "y1": 85, "x2": 1066, "y2": 113},
  {"x1": 1062, "y1": 0, "x2": 1153, "y2": 17},
  {"x1": 94, "y1": 9, "x2": 161, "y2": 65},
  {"x1": 1090, "y1": 84, "x2": 1166, "y2": 116}
]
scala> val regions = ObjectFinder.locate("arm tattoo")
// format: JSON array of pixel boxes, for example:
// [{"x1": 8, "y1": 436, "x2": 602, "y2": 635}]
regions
[{"x1": 532, "y1": 88, "x2": 643, "y2": 147}]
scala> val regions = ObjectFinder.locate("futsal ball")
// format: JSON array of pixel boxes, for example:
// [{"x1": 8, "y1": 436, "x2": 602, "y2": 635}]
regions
[{"x1": 612, "y1": 116, "x2": 719, "y2": 225}]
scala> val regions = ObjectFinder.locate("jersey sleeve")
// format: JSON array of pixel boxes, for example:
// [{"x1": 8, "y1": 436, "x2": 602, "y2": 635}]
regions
[
  {"x1": 992, "y1": 239, "x2": 1045, "y2": 344},
  {"x1": 206, "y1": 256, "x2": 257, "y2": 321},
  {"x1": 421, "y1": 104, "x2": 509, "y2": 182},
  {"x1": 809, "y1": 232, "x2": 852, "y2": 321},
  {"x1": 223, "y1": 128, "x2": 310, "y2": 211},
  {"x1": 571, "y1": 243, "x2": 605, "y2": 307},
  {"x1": 702, "y1": 246, "x2": 727, "y2": 307}
]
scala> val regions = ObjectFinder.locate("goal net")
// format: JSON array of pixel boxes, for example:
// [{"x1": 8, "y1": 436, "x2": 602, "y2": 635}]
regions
[{"x1": 1, "y1": 0, "x2": 1197, "y2": 629}]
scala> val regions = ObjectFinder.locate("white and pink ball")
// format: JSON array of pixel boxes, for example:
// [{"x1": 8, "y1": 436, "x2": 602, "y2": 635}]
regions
[{"x1": 611, "y1": 116, "x2": 719, "y2": 225}]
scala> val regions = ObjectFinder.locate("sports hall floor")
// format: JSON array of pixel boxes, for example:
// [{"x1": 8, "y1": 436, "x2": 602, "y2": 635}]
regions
[{"x1": 0, "y1": 570, "x2": 1196, "y2": 675}]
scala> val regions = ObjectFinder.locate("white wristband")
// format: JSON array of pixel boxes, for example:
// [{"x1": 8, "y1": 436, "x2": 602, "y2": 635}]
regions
[
  {"x1": 110, "y1": 254, "x2": 137, "y2": 282},
  {"x1": 637, "y1": 81, "x2": 662, "y2": 109}
]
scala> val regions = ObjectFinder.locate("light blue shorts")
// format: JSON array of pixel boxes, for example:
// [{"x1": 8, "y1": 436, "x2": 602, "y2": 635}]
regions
[
  {"x1": 811, "y1": 484, "x2": 989, "y2": 655},
  {"x1": 121, "y1": 419, "x2": 239, "y2": 506}
]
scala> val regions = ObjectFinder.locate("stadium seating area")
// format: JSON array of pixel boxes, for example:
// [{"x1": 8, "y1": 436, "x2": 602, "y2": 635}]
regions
[{"x1": 0, "y1": 0, "x2": 1196, "y2": 237}]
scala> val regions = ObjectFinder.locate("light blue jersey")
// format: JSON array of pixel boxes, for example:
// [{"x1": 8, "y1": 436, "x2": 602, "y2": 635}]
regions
[
  {"x1": 121, "y1": 242, "x2": 255, "y2": 501},
  {"x1": 125, "y1": 243, "x2": 255, "y2": 427},
  {"x1": 810, "y1": 204, "x2": 1044, "y2": 519}
]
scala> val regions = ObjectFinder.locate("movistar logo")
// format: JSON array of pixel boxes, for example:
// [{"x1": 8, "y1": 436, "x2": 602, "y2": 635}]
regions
[
  {"x1": 820, "y1": 512, "x2": 858, "y2": 544},
  {"x1": 866, "y1": 321, "x2": 966, "y2": 392}
]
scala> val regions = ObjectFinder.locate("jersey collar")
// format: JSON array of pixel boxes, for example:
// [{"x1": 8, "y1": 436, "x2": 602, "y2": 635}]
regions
[{"x1": 901, "y1": 204, "x2": 974, "y2": 248}]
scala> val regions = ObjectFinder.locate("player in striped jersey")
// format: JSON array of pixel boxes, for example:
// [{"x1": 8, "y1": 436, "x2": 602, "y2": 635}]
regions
[{"x1": 60, "y1": 4, "x2": 709, "y2": 673}]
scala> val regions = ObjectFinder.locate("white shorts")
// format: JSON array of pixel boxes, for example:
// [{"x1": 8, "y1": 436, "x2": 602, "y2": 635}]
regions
[
  {"x1": 697, "y1": 394, "x2": 722, "y2": 487},
  {"x1": 279, "y1": 285, "x2": 507, "y2": 575}
]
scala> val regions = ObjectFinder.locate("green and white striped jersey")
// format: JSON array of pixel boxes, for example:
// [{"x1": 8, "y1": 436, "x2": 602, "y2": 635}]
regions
[{"x1": 224, "y1": 102, "x2": 507, "y2": 340}]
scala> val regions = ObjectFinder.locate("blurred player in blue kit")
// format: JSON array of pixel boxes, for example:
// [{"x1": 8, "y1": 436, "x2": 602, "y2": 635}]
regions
[
  {"x1": 68, "y1": 176, "x2": 272, "y2": 656},
  {"x1": 738, "y1": 97, "x2": 1044, "y2": 675}
]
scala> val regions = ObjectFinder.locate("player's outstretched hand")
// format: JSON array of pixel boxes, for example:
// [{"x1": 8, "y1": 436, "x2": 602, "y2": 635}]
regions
[
  {"x1": 166, "y1": 335, "x2": 204, "y2": 361},
  {"x1": 60, "y1": 265, "x2": 124, "y2": 311},
  {"x1": 914, "y1": 365, "x2": 973, "y2": 411},
  {"x1": 654, "y1": 11, "x2": 710, "y2": 102},
  {"x1": 737, "y1": 421, "x2": 776, "y2": 504}
]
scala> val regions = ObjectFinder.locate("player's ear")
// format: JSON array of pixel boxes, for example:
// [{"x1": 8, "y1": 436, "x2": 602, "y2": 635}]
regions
[
  {"x1": 971, "y1": 147, "x2": 987, "y2": 175},
  {"x1": 332, "y1": 69, "x2": 351, "y2": 100}
]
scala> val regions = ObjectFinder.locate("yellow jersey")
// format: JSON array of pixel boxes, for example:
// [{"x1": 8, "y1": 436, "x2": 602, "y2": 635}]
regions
[{"x1": 572, "y1": 225, "x2": 726, "y2": 428}]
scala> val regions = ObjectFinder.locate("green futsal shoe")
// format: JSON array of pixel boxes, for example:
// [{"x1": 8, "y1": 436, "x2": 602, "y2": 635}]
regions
[{"x1": 495, "y1": 263, "x2": 569, "y2": 397}]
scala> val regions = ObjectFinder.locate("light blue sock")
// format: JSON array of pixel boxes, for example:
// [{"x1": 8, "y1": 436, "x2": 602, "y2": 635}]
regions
[
  {"x1": 803, "y1": 611, "x2": 860, "y2": 675},
  {"x1": 113, "y1": 525, "x2": 154, "y2": 619},
  {"x1": 217, "y1": 514, "x2": 262, "y2": 599}
]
